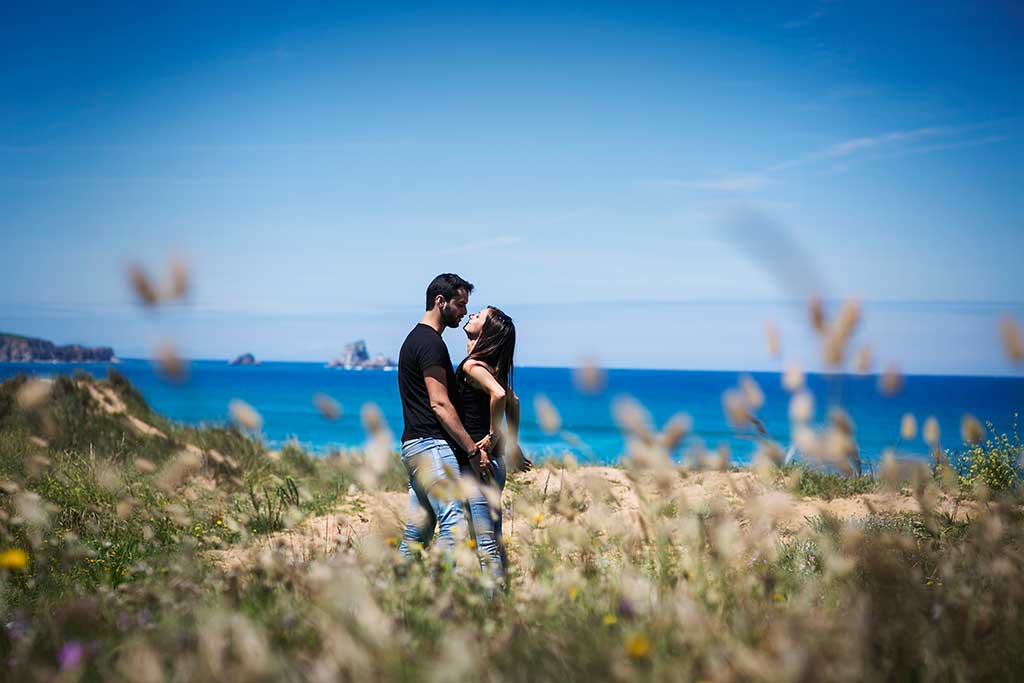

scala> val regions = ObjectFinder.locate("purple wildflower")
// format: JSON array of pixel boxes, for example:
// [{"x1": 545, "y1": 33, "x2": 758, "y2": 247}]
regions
[{"x1": 58, "y1": 641, "x2": 85, "y2": 670}]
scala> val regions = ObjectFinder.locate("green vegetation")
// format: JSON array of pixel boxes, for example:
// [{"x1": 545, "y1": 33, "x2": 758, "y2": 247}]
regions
[
  {"x1": 0, "y1": 372, "x2": 402, "y2": 606},
  {"x1": 776, "y1": 463, "x2": 880, "y2": 499},
  {"x1": 1, "y1": 372, "x2": 1022, "y2": 681},
  {"x1": 243, "y1": 478, "x2": 301, "y2": 533},
  {"x1": 942, "y1": 416, "x2": 1024, "y2": 496}
]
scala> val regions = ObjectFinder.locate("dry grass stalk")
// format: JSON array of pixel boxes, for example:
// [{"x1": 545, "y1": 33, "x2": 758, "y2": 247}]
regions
[
  {"x1": 154, "y1": 342, "x2": 189, "y2": 381},
  {"x1": 134, "y1": 458, "x2": 157, "y2": 474},
  {"x1": 789, "y1": 391, "x2": 814, "y2": 424},
  {"x1": 900, "y1": 413, "x2": 917, "y2": 441},
  {"x1": 923, "y1": 416, "x2": 940, "y2": 447},
  {"x1": 739, "y1": 374, "x2": 765, "y2": 411},
  {"x1": 1001, "y1": 315, "x2": 1024, "y2": 362},
  {"x1": 878, "y1": 365, "x2": 903, "y2": 397},
  {"x1": 229, "y1": 399, "x2": 263, "y2": 432},
  {"x1": 16, "y1": 378, "x2": 52, "y2": 411},
  {"x1": 360, "y1": 403, "x2": 387, "y2": 436},
  {"x1": 764, "y1": 321, "x2": 781, "y2": 357},
  {"x1": 534, "y1": 394, "x2": 562, "y2": 434},
  {"x1": 823, "y1": 299, "x2": 861, "y2": 366},
  {"x1": 809, "y1": 296, "x2": 827, "y2": 334},
  {"x1": 129, "y1": 264, "x2": 160, "y2": 306},
  {"x1": 168, "y1": 256, "x2": 189, "y2": 300},
  {"x1": 782, "y1": 363, "x2": 805, "y2": 392},
  {"x1": 854, "y1": 345, "x2": 873, "y2": 374},
  {"x1": 313, "y1": 393, "x2": 342, "y2": 421},
  {"x1": 572, "y1": 359, "x2": 606, "y2": 394},
  {"x1": 960, "y1": 414, "x2": 985, "y2": 444}
]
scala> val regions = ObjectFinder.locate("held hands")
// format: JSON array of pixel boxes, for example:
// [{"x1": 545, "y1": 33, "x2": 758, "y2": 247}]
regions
[{"x1": 471, "y1": 436, "x2": 492, "y2": 481}]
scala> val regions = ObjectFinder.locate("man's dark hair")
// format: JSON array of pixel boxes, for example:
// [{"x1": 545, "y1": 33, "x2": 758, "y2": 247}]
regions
[{"x1": 425, "y1": 273, "x2": 474, "y2": 311}]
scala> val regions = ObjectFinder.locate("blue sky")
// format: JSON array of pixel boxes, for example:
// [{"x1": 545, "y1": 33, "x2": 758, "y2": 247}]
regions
[{"x1": 1, "y1": 1, "x2": 1022, "y2": 374}]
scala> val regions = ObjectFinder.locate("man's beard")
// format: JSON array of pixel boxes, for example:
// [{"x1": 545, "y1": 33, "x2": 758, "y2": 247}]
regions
[{"x1": 441, "y1": 303, "x2": 461, "y2": 328}]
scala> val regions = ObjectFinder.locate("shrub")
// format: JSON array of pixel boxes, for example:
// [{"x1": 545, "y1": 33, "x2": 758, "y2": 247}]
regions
[{"x1": 944, "y1": 417, "x2": 1023, "y2": 497}]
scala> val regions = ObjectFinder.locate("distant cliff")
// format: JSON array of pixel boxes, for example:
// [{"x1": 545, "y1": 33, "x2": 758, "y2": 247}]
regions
[
  {"x1": 0, "y1": 333, "x2": 116, "y2": 363},
  {"x1": 328, "y1": 340, "x2": 395, "y2": 369},
  {"x1": 230, "y1": 353, "x2": 258, "y2": 366}
]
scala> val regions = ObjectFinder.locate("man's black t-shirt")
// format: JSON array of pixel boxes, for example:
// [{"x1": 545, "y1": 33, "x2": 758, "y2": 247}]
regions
[{"x1": 398, "y1": 323, "x2": 458, "y2": 443}]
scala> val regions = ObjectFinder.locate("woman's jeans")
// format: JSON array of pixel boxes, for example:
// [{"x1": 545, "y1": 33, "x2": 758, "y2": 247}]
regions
[
  {"x1": 398, "y1": 437, "x2": 467, "y2": 556},
  {"x1": 465, "y1": 456, "x2": 507, "y2": 581}
]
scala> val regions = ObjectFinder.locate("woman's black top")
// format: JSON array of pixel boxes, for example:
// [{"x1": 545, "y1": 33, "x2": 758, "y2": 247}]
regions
[{"x1": 455, "y1": 359, "x2": 491, "y2": 442}]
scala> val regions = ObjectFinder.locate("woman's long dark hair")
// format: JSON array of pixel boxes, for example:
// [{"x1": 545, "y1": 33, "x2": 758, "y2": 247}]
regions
[{"x1": 460, "y1": 306, "x2": 516, "y2": 391}]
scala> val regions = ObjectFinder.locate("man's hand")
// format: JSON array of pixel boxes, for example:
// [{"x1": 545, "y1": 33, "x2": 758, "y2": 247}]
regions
[{"x1": 475, "y1": 433, "x2": 495, "y2": 453}]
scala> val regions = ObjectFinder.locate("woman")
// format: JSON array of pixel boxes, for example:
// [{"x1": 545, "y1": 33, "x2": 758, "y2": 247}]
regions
[{"x1": 457, "y1": 306, "x2": 531, "y2": 582}]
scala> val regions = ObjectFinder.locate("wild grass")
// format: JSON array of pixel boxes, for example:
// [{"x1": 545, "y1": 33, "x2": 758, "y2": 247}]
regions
[
  {"x1": 1, "y1": 371, "x2": 1022, "y2": 681},
  {"x1": 775, "y1": 463, "x2": 880, "y2": 499}
]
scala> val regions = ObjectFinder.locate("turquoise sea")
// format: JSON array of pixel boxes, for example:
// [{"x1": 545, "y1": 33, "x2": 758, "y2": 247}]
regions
[{"x1": 2, "y1": 360, "x2": 1021, "y2": 467}]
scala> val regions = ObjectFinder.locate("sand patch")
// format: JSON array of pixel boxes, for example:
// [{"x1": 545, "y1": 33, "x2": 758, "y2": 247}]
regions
[
  {"x1": 208, "y1": 491, "x2": 407, "y2": 574},
  {"x1": 80, "y1": 380, "x2": 167, "y2": 439}
]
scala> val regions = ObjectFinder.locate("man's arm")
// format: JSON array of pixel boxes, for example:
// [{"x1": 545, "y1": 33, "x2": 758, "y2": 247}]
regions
[{"x1": 423, "y1": 366, "x2": 489, "y2": 474}]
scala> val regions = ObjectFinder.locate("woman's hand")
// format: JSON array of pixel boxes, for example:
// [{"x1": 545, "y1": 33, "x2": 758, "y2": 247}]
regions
[{"x1": 508, "y1": 442, "x2": 532, "y2": 472}]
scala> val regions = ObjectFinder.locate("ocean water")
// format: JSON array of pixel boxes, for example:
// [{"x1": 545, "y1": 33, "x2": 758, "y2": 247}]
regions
[{"x1": 2, "y1": 360, "x2": 1021, "y2": 467}]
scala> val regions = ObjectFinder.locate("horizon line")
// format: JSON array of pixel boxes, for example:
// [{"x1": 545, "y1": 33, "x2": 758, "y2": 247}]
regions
[{"x1": 5, "y1": 357, "x2": 1020, "y2": 381}]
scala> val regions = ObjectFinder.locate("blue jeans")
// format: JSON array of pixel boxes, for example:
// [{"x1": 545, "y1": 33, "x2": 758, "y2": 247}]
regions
[
  {"x1": 398, "y1": 437, "x2": 467, "y2": 557},
  {"x1": 465, "y1": 456, "x2": 507, "y2": 581}
]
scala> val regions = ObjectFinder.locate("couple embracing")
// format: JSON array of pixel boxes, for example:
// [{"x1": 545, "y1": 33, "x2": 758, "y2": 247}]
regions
[{"x1": 396, "y1": 273, "x2": 530, "y2": 581}]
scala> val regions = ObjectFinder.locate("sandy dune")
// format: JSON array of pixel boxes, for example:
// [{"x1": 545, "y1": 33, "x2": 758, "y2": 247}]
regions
[{"x1": 206, "y1": 466, "x2": 938, "y2": 574}]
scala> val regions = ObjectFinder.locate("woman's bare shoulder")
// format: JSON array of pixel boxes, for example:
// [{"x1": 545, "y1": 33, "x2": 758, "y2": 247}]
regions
[{"x1": 463, "y1": 358, "x2": 495, "y2": 375}]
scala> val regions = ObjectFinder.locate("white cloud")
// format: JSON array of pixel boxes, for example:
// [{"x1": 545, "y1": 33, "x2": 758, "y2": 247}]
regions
[
  {"x1": 649, "y1": 122, "x2": 1004, "y2": 195},
  {"x1": 824, "y1": 126, "x2": 954, "y2": 158}
]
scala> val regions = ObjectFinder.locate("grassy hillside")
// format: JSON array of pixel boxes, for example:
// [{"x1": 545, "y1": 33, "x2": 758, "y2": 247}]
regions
[{"x1": 1, "y1": 371, "x2": 1023, "y2": 681}]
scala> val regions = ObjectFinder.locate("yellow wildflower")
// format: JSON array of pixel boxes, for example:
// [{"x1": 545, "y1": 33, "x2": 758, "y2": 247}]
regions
[
  {"x1": 466, "y1": 538, "x2": 477, "y2": 549},
  {"x1": 602, "y1": 615, "x2": 618, "y2": 626},
  {"x1": 0, "y1": 548, "x2": 29, "y2": 570},
  {"x1": 624, "y1": 633, "x2": 651, "y2": 660},
  {"x1": 567, "y1": 586, "x2": 579, "y2": 600},
  {"x1": 533, "y1": 513, "x2": 544, "y2": 524}
]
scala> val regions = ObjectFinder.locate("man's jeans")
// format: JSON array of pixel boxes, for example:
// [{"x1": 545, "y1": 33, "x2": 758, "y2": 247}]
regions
[
  {"x1": 398, "y1": 437, "x2": 467, "y2": 556},
  {"x1": 465, "y1": 456, "x2": 507, "y2": 581}
]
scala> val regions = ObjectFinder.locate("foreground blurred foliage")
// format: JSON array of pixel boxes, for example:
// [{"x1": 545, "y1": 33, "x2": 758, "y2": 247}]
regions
[{"x1": 1, "y1": 372, "x2": 1022, "y2": 682}]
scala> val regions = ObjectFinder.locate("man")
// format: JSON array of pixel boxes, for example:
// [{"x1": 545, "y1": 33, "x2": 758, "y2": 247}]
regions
[{"x1": 397, "y1": 273, "x2": 491, "y2": 556}]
